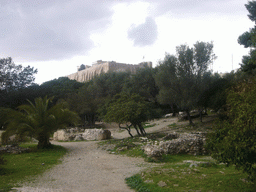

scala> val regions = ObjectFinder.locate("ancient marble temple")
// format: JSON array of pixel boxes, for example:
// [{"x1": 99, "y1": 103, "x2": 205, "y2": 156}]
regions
[{"x1": 67, "y1": 60, "x2": 152, "y2": 82}]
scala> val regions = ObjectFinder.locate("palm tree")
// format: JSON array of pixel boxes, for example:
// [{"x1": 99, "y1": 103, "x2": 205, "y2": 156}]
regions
[{"x1": 1, "y1": 96, "x2": 80, "y2": 149}]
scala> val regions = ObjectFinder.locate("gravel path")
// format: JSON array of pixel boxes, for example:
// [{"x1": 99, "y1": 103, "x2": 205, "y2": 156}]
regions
[
  {"x1": 12, "y1": 118, "x2": 177, "y2": 192},
  {"x1": 13, "y1": 141, "x2": 153, "y2": 192}
]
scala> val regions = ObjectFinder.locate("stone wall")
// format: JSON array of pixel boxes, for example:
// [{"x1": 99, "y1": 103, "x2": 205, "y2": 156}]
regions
[
  {"x1": 143, "y1": 132, "x2": 207, "y2": 158},
  {"x1": 67, "y1": 60, "x2": 152, "y2": 82}
]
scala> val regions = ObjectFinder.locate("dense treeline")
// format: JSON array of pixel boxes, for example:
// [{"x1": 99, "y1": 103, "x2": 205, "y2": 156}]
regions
[{"x1": 0, "y1": 55, "x2": 245, "y2": 129}]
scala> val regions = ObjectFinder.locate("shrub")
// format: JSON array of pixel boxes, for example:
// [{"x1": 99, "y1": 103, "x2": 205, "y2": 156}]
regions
[
  {"x1": 207, "y1": 77, "x2": 256, "y2": 181},
  {"x1": 0, "y1": 154, "x2": 6, "y2": 166}
]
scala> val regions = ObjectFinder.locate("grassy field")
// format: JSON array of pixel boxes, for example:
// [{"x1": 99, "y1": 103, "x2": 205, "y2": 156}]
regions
[
  {"x1": 125, "y1": 156, "x2": 255, "y2": 192},
  {"x1": 99, "y1": 119, "x2": 256, "y2": 192},
  {"x1": 0, "y1": 144, "x2": 67, "y2": 191}
]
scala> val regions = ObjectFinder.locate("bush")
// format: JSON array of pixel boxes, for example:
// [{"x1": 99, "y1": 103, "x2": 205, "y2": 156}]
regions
[
  {"x1": 207, "y1": 77, "x2": 256, "y2": 181},
  {"x1": 0, "y1": 156, "x2": 5, "y2": 165}
]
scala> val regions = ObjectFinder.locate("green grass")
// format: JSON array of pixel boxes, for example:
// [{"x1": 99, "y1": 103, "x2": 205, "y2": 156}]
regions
[
  {"x1": 99, "y1": 133, "x2": 255, "y2": 192},
  {"x1": 143, "y1": 123, "x2": 156, "y2": 129},
  {"x1": 0, "y1": 144, "x2": 67, "y2": 191},
  {"x1": 126, "y1": 155, "x2": 256, "y2": 192},
  {"x1": 168, "y1": 123, "x2": 177, "y2": 127}
]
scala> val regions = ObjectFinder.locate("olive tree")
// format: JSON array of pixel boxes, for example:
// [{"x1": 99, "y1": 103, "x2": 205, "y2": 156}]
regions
[
  {"x1": 103, "y1": 93, "x2": 151, "y2": 137},
  {"x1": 155, "y1": 41, "x2": 216, "y2": 124}
]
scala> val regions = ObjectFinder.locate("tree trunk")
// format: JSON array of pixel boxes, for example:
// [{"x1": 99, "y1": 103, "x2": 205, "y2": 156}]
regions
[
  {"x1": 185, "y1": 109, "x2": 194, "y2": 125},
  {"x1": 119, "y1": 124, "x2": 133, "y2": 138},
  {"x1": 138, "y1": 123, "x2": 146, "y2": 136},
  {"x1": 126, "y1": 128, "x2": 134, "y2": 138},
  {"x1": 37, "y1": 132, "x2": 51, "y2": 149},
  {"x1": 199, "y1": 108, "x2": 203, "y2": 123},
  {"x1": 86, "y1": 114, "x2": 96, "y2": 128},
  {"x1": 133, "y1": 124, "x2": 141, "y2": 136}
]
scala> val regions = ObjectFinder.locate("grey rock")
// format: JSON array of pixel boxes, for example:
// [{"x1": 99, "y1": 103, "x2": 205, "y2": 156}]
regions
[
  {"x1": 53, "y1": 128, "x2": 111, "y2": 141},
  {"x1": 82, "y1": 129, "x2": 111, "y2": 141},
  {"x1": 157, "y1": 181, "x2": 167, "y2": 187},
  {"x1": 144, "y1": 144, "x2": 163, "y2": 158},
  {"x1": 74, "y1": 135, "x2": 83, "y2": 141},
  {"x1": 190, "y1": 163, "x2": 199, "y2": 168}
]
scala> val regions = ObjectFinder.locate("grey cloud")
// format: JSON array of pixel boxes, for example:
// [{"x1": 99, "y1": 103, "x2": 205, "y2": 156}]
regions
[
  {"x1": 0, "y1": 0, "x2": 247, "y2": 62},
  {"x1": 147, "y1": 0, "x2": 246, "y2": 17},
  {"x1": 0, "y1": 0, "x2": 115, "y2": 61},
  {"x1": 128, "y1": 17, "x2": 158, "y2": 47}
]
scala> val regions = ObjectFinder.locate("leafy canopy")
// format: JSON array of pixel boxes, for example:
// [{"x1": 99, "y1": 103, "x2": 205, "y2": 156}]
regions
[
  {"x1": 0, "y1": 57, "x2": 37, "y2": 92},
  {"x1": 104, "y1": 93, "x2": 150, "y2": 126},
  {"x1": 238, "y1": 1, "x2": 256, "y2": 72},
  {"x1": 207, "y1": 77, "x2": 256, "y2": 181},
  {"x1": 155, "y1": 41, "x2": 216, "y2": 123}
]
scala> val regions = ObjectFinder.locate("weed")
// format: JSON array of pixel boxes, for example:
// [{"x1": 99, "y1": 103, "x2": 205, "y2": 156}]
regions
[{"x1": 168, "y1": 123, "x2": 177, "y2": 127}]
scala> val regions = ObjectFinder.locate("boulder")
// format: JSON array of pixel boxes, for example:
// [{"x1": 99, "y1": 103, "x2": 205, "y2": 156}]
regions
[
  {"x1": 160, "y1": 134, "x2": 206, "y2": 155},
  {"x1": 82, "y1": 129, "x2": 111, "y2": 141},
  {"x1": 74, "y1": 134, "x2": 83, "y2": 141},
  {"x1": 53, "y1": 130, "x2": 74, "y2": 141},
  {"x1": 53, "y1": 128, "x2": 111, "y2": 141},
  {"x1": 144, "y1": 144, "x2": 163, "y2": 158},
  {"x1": 144, "y1": 132, "x2": 207, "y2": 157}
]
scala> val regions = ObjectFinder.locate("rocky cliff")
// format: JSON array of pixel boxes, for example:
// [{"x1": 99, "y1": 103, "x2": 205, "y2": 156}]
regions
[{"x1": 67, "y1": 60, "x2": 152, "y2": 82}]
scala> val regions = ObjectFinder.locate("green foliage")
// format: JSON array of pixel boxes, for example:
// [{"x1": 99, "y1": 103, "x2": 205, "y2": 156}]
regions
[
  {"x1": 89, "y1": 71, "x2": 130, "y2": 99},
  {"x1": 0, "y1": 144, "x2": 66, "y2": 190},
  {"x1": 198, "y1": 75, "x2": 228, "y2": 111},
  {"x1": 126, "y1": 175, "x2": 151, "y2": 192},
  {"x1": 103, "y1": 93, "x2": 151, "y2": 136},
  {"x1": 104, "y1": 93, "x2": 150, "y2": 125},
  {"x1": 66, "y1": 72, "x2": 130, "y2": 127},
  {"x1": 124, "y1": 67, "x2": 159, "y2": 103},
  {"x1": 40, "y1": 77, "x2": 84, "y2": 102},
  {"x1": 1, "y1": 96, "x2": 80, "y2": 149},
  {"x1": 238, "y1": 1, "x2": 256, "y2": 72},
  {"x1": 0, "y1": 77, "x2": 83, "y2": 110},
  {"x1": 155, "y1": 41, "x2": 216, "y2": 124},
  {"x1": 0, "y1": 57, "x2": 37, "y2": 92},
  {"x1": 125, "y1": 155, "x2": 255, "y2": 192},
  {"x1": 207, "y1": 77, "x2": 256, "y2": 181},
  {"x1": 0, "y1": 155, "x2": 6, "y2": 166}
]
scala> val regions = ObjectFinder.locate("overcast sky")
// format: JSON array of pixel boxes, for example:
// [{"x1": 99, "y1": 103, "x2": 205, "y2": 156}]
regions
[{"x1": 0, "y1": 0, "x2": 253, "y2": 84}]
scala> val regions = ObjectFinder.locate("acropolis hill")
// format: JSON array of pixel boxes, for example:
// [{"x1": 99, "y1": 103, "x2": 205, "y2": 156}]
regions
[{"x1": 67, "y1": 60, "x2": 152, "y2": 82}]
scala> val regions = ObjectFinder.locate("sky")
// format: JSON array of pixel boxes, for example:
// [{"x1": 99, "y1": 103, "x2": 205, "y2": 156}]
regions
[{"x1": 0, "y1": 0, "x2": 253, "y2": 84}]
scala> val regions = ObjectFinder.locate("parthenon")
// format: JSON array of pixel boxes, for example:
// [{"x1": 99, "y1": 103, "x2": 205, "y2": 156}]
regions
[{"x1": 67, "y1": 60, "x2": 152, "y2": 82}]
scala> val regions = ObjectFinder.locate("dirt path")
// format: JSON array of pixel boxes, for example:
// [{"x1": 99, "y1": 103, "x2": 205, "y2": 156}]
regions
[
  {"x1": 111, "y1": 117, "x2": 177, "y2": 139},
  {"x1": 13, "y1": 141, "x2": 152, "y2": 192},
  {"x1": 12, "y1": 118, "x2": 177, "y2": 192}
]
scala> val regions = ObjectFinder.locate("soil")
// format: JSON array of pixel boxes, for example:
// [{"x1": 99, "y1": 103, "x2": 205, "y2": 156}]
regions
[{"x1": 11, "y1": 116, "x2": 214, "y2": 192}]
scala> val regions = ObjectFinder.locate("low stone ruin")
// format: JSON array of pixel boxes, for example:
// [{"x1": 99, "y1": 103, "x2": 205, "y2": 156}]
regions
[
  {"x1": 0, "y1": 144, "x2": 30, "y2": 154},
  {"x1": 53, "y1": 128, "x2": 111, "y2": 141},
  {"x1": 143, "y1": 132, "x2": 207, "y2": 158}
]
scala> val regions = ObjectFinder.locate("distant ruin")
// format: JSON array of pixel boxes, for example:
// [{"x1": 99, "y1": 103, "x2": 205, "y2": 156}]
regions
[{"x1": 67, "y1": 60, "x2": 152, "y2": 82}]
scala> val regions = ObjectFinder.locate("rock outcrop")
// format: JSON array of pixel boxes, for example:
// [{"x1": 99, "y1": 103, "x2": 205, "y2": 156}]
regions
[
  {"x1": 0, "y1": 144, "x2": 30, "y2": 154},
  {"x1": 67, "y1": 60, "x2": 152, "y2": 82},
  {"x1": 53, "y1": 128, "x2": 111, "y2": 141},
  {"x1": 143, "y1": 132, "x2": 207, "y2": 158},
  {"x1": 82, "y1": 129, "x2": 111, "y2": 141}
]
